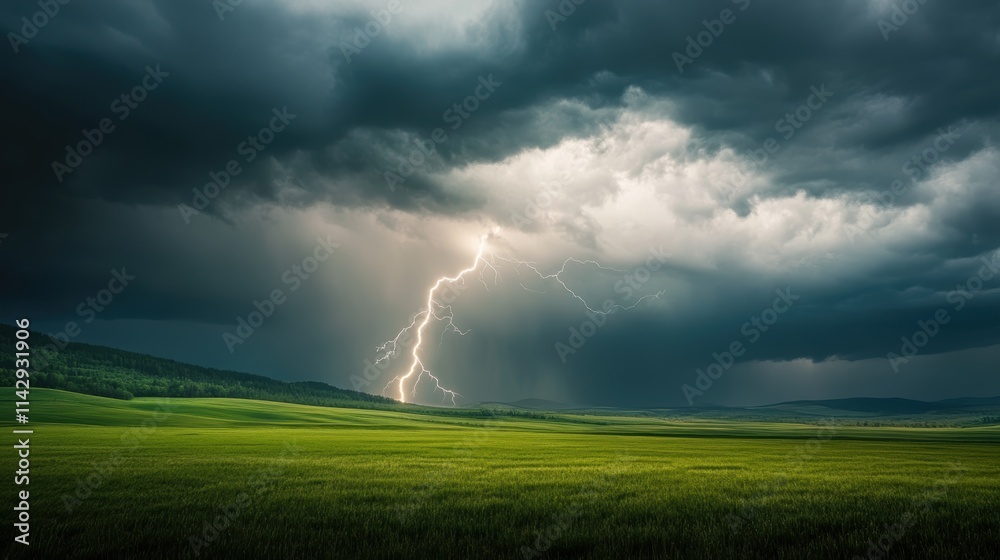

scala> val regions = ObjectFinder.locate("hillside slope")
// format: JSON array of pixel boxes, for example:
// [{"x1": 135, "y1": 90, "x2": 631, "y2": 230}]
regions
[{"x1": 0, "y1": 323, "x2": 395, "y2": 408}]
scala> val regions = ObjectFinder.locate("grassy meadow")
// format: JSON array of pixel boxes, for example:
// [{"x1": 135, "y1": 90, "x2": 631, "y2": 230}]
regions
[{"x1": 2, "y1": 389, "x2": 998, "y2": 559}]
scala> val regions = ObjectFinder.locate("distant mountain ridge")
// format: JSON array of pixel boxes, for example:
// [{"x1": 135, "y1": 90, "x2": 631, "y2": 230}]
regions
[
  {"x1": 763, "y1": 397, "x2": 1000, "y2": 414},
  {"x1": 485, "y1": 395, "x2": 1000, "y2": 423},
  {"x1": 936, "y1": 396, "x2": 1000, "y2": 406}
]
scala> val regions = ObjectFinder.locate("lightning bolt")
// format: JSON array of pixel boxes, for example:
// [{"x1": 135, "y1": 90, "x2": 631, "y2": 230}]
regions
[
  {"x1": 379, "y1": 235, "x2": 492, "y2": 405},
  {"x1": 377, "y1": 230, "x2": 663, "y2": 406}
]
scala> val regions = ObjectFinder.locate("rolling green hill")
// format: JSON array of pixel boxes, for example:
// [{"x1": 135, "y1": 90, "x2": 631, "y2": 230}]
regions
[{"x1": 0, "y1": 323, "x2": 394, "y2": 408}]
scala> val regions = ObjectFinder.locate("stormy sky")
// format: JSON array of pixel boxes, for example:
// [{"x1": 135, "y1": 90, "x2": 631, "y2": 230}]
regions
[{"x1": 2, "y1": 0, "x2": 1000, "y2": 407}]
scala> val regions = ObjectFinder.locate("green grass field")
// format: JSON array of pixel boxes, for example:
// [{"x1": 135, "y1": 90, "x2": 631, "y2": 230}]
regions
[{"x1": 3, "y1": 389, "x2": 999, "y2": 559}]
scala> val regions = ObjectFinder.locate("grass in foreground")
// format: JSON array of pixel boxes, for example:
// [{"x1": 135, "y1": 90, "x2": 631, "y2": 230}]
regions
[{"x1": 2, "y1": 389, "x2": 999, "y2": 559}]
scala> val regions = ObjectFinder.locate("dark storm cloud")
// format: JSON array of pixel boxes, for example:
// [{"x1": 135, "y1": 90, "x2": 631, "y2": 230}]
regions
[
  {"x1": 3, "y1": 0, "x2": 997, "y2": 219},
  {"x1": 2, "y1": 0, "x2": 1000, "y2": 406}
]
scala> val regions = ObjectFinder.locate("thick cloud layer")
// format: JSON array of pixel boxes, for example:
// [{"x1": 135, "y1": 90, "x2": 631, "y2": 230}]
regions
[{"x1": 2, "y1": 0, "x2": 999, "y2": 406}]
